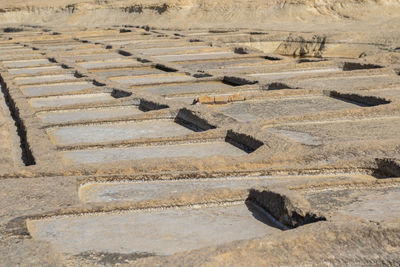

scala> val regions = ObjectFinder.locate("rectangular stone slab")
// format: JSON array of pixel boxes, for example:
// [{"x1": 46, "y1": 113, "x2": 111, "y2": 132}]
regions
[
  {"x1": 106, "y1": 40, "x2": 148, "y2": 46},
  {"x1": 29, "y1": 93, "x2": 113, "y2": 108},
  {"x1": 135, "y1": 45, "x2": 211, "y2": 55},
  {"x1": 209, "y1": 62, "x2": 290, "y2": 74},
  {"x1": 87, "y1": 36, "x2": 150, "y2": 44},
  {"x1": 27, "y1": 203, "x2": 281, "y2": 255},
  {"x1": 359, "y1": 88, "x2": 400, "y2": 100},
  {"x1": 111, "y1": 74, "x2": 194, "y2": 85},
  {"x1": 40, "y1": 44, "x2": 97, "y2": 50},
  {"x1": 216, "y1": 96, "x2": 364, "y2": 122},
  {"x1": 269, "y1": 129, "x2": 323, "y2": 146},
  {"x1": 8, "y1": 66, "x2": 63, "y2": 75},
  {"x1": 177, "y1": 58, "x2": 267, "y2": 71},
  {"x1": 297, "y1": 74, "x2": 399, "y2": 91},
  {"x1": 47, "y1": 120, "x2": 194, "y2": 145},
  {"x1": 2, "y1": 59, "x2": 50, "y2": 68},
  {"x1": 272, "y1": 116, "x2": 400, "y2": 144},
  {"x1": 61, "y1": 53, "x2": 125, "y2": 62},
  {"x1": 0, "y1": 53, "x2": 40, "y2": 61},
  {"x1": 89, "y1": 67, "x2": 164, "y2": 78},
  {"x1": 166, "y1": 96, "x2": 199, "y2": 104},
  {"x1": 62, "y1": 141, "x2": 246, "y2": 164},
  {"x1": 154, "y1": 51, "x2": 235, "y2": 62},
  {"x1": 128, "y1": 40, "x2": 188, "y2": 49},
  {"x1": 0, "y1": 48, "x2": 34, "y2": 54},
  {"x1": 20, "y1": 82, "x2": 95, "y2": 97},
  {"x1": 248, "y1": 67, "x2": 341, "y2": 80},
  {"x1": 79, "y1": 176, "x2": 295, "y2": 203},
  {"x1": 302, "y1": 186, "x2": 400, "y2": 222},
  {"x1": 0, "y1": 45, "x2": 24, "y2": 50},
  {"x1": 77, "y1": 60, "x2": 141, "y2": 69},
  {"x1": 58, "y1": 48, "x2": 113, "y2": 56},
  {"x1": 14, "y1": 74, "x2": 76, "y2": 85},
  {"x1": 37, "y1": 106, "x2": 142, "y2": 124},
  {"x1": 137, "y1": 81, "x2": 232, "y2": 95}
]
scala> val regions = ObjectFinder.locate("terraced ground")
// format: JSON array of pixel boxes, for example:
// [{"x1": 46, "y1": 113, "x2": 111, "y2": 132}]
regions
[{"x1": 0, "y1": 26, "x2": 399, "y2": 266}]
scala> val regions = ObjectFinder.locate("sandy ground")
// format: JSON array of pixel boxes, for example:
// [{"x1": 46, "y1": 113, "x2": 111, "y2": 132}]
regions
[{"x1": 0, "y1": 1, "x2": 399, "y2": 266}]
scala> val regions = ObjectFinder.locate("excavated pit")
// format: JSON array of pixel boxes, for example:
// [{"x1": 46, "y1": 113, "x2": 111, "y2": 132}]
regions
[
  {"x1": 375, "y1": 158, "x2": 400, "y2": 178},
  {"x1": 137, "y1": 99, "x2": 169, "y2": 112},
  {"x1": 248, "y1": 189, "x2": 326, "y2": 228},
  {"x1": 342, "y1": 62, "x2": 384, "y2": 71},
  {"x1": 327, "y1": 91, "x2": 391, "y2": 107},
  {"x1": 262, "y1": 82, "x2": 294, "y2": 90},
  {"x1": 0, "y1": 75, "x2": 35, "y2": 166},
  {"x1": 174, "y1": 108, "x2": 216, "y2": 132},
  {"x1": 222, "y1": 76, "x2": 257, "y2": 86},
  {"x1": 225, "y1": 130, "x2": 264, "y2": 153}
]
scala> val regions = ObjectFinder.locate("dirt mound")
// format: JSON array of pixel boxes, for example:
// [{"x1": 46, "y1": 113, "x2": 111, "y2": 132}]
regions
[{"x1": 0, "y1": 0, "x2": 399, "y2": 29}]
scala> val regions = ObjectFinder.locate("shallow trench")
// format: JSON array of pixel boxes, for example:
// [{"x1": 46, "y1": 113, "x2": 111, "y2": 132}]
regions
[{"x1": 0, "y1": 74, "x2": 35, "y2": 165}]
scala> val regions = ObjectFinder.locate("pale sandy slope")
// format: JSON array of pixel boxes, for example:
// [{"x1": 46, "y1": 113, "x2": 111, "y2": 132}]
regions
[{"x1": 0, "y1": 0, "x2": 399, "y2": 30}]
